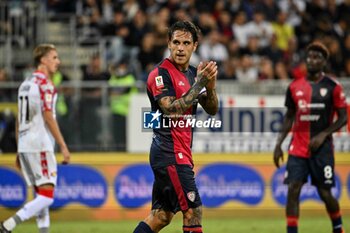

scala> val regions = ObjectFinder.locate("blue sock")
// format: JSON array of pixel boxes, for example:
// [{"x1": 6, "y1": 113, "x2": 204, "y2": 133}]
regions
[{"x1": 133, "y1": 221, "x2": 154, "y2": 233}]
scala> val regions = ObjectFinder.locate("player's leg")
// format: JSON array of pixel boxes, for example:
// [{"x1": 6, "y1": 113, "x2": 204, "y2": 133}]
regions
[
  {"x1": 36, "y1": 207, "x2": 50, "y2": 233},
  {"x1": 182, "y1": 206, "x2": 203, "y2": 233},
  {"x1": 286, "y1": 182, "x2": 303, "y2": 233},
  {"x1": 284, "y1": 155, "x2": 309, "y2": 233},
  {"x1": 310, "y1": 145, "x2": 344, "y2": 233},
  {"x1": 317, "y1": 187, "x2": 344, "y2": 233},
  {"x1": 134, "y1": 166, "x2": 175, "y2": 233},
  {"x1": 134, "y1": 209, "x2": 174, "y2": 233},
  {"x1": 1, "y1": 152, "x2": 57, "y2": 232}
]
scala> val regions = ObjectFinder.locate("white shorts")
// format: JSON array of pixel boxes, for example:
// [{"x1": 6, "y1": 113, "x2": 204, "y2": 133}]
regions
[{"x1": 18, "y1": 152, "x2": 57, "y2": 187}]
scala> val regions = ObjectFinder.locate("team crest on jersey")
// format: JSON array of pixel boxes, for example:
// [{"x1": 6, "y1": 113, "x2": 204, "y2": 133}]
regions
[
  {"x1": 187, "y1": 191, "x2": 196, "y2": 202},
  {"x1": 320, "y1": 88, "x2": 327, "y2": 97},
  {"x1": 155, "y1": 76, "x2": 164, "y2": 89},
  {"x1": 45, "y1": 93, "x2": 53, "y2": 103}
]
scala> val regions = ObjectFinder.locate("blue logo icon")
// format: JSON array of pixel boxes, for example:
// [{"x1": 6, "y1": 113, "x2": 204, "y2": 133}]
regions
[
  {"x1": 197, "y1": 164, "x2": 265, "y2": 207},
  {"x1": 52, "y1": 165, "x2": 108, "y2": 209},
  {"x1": 0, "y1": 167, "x2": 27, "y2": 208},
  {"x1": 114, "y1": 164, "x2": 153, "y2": 208},
  {"x1": 143, "y1": 110, "x2": 161, "y2": 129}
]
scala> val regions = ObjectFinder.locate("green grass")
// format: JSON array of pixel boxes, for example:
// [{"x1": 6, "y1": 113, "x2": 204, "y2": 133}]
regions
[{"x1": 13, "y1": 216, "x2": 350, "y2": 233}]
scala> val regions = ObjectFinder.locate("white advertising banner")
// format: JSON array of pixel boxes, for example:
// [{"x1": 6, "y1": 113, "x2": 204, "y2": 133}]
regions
[{"x1": 127, "y1": 94, "x2": 350, "y2": 153}]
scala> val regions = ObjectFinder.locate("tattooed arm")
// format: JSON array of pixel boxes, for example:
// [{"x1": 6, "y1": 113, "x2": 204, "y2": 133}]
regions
[
  {"x1": 198, "y1": 89, "x2": 218, "y2": 115},
  {"x1": 158, "y1": 61, "x2": 217, "y2": 116}
]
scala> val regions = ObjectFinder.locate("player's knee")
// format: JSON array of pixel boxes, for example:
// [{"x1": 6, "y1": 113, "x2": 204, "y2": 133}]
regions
[
  {"x1": 155, "y1": 211, "x2": 171, "y2": 227},
  {"x1": 288, "y1": 183, "x2": 303, "y2": 198},
  {"x1": 317, "y1": 188, "x2": 333, "y2": 201},
  {"x1": 35, "y1": 186, "x2": 55, "y2": 207}
]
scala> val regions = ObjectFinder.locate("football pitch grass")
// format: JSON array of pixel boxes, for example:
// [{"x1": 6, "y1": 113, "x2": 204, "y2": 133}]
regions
[{"x1": 13, "y1": 216, "x2": 350, "y2": 233}]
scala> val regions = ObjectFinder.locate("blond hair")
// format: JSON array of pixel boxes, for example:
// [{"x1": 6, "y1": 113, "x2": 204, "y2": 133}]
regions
[{"x1": 33, "y1": 44, "x2": 56, "y2": 67}]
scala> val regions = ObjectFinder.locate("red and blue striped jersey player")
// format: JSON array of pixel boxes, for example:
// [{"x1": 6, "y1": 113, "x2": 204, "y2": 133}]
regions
[
  {"x1": 133, "y1": 21, "x2": 219, "y2": 233},
  {"x1": 273, "y1": 42, "x2": 348, "y2": 233}
]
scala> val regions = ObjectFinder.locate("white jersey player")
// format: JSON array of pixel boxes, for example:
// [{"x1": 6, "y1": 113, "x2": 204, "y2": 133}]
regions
[{"x1": 1, "y1": 44, "x2": 70, "y2": 233}]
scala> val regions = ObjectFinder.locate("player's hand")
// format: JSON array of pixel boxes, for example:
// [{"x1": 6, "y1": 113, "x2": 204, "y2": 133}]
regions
[
  {"x1": 15, "y1": 153, "x2": 21, "y2": 169},
  {"x1": 309, "y1": 132, "x2": 327, "y2": 152},
  {"x1": 61, "y1": 146, "x2": 71, "y2": 165},
  {"x1": 273, "y1": 145, "x2": 284, "y2": 168},
  {"x1": 197, "y1": 61, "x2": 217, "y2": 84}
]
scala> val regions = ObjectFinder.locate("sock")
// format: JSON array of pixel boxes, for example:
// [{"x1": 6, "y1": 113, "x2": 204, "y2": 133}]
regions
[
  {"x1": 3, "y1": 215, "x2": 22, "y2": 231},
  {"x1": 183, "y1": 225, "x2": 203, "y2": 233},
  {"x1": 133, "y1": 221, "x2": 154, "y2": 233},
  {"x1": 37, "y1": 207, "x2": 50, "y2": 230},
  {"x1": 16, "y1": 194, "x2": 54, "y2": 222},
  {"x1": 328, "y1": 211, "x2": 343, "y2": 233},
  {"x1": 39, "y1": 227, "x2": 49, "y2": 233},
  {"x1": 287, "y1": 216, "x2": 298, "y2": 233}
]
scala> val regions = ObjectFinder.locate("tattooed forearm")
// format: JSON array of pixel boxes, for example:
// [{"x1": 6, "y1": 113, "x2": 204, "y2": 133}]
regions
[
  {"x1": 159, "y1": 77, "x2": 209, "y2": 115},
  {"x1": 199, "y1": 89, "x2": 218, "y2": 115}
]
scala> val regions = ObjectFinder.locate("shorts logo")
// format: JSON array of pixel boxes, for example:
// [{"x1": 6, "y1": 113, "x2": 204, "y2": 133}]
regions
[
  {"x1": 187, "y1": 191, "x2": 196, "y2": 202},
  {"x1": 143, "y1": 110, "x2": 161, "y2": 129},
  {"x1": 155, "y1": 76, "x2": 164, "y2": 89}
]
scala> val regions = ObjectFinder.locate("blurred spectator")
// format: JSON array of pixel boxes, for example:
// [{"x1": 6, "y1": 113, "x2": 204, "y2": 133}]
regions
[
  {"x1": 122, "y1": 0, "x2": 140, "y2": 21},
  {"x1": 326, "y1": 36, "x2": 343, "y2": 76},
  {"x1": 235, "y1": 55, "x2": 259, "y2": 83},
  {"x1": 258, "y1": 57, "x2": 275, "y2": 80},
  {"x1": 199, "y1": 29, "x2": 229, "y2": 64},
  {"x1": 0, "y1": 108, "x2": 16, "y2": 153},
  {"x1": 232, "y1": 11, "x2": 250, "y2": 48},
  {"x1": 81, "y1": 53, "x2": 109, "y2": 96},
  {"x1": 108, "y1": 58, "x2": 138, "y2": 151},
  {"x1": 196, "y1": 9, "x2": 217, "y2": 37},
  {"x1": 262, "y1": 34, "x2": 284, "y2": 64},
  {"x1": 256, "y1": 0, "x2": 279, "y2": 22},
  {"x1": 125, "y1": 9, "x2": 151, "y2": 47},
  {"x1": 217, "y1": 10, "x2": 234, "y2": 45},
  {"x1": 291, "y1": 61, "x2": 307, "y2": 79},
  {"x1": 137, "y1": 32, "x2": 163, "y2": 81},
  {"x1": 76, "y1": 0, "x2": 102, "y2": 43},
  {"x1": 218, "y1": 57, "x2": 238, "y2": 80},
  {"x1": 271, "y1": 11, "x2": 295, "y2": 52},
  {"x1": 275, "y1": 61, "x2": 290, "y2": 80},
  {"x1": 240, "y1": 35, "x2": 264, "y2": 66},
  {"x1": 278, "y1": 0, "x2": 306, "y2": 27},
  {"x1": 0, "y1": 68, "x2": 14, "y2": 101},
  {"x1": 245, "y1": 9, "x2": 274, "y2": 49}
]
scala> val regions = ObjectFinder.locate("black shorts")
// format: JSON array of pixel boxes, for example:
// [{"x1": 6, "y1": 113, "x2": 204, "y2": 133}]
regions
[
  {"x1": 151, "y1": 164, "x2": 202, "y2": 213},
  {"x1": 284, "y1": 144, "x2": 335, "y2": 188}
]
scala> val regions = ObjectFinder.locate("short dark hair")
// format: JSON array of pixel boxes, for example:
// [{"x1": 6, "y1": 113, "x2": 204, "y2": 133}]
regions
[
  {"x1": 168, "y1": 21, "x2": 201, "y2": 43},
  {"x1": 33, "y1": 44, "x2": 56, "y2": 67},
  {"x1": 306, "y1": 42, "x2": 329, "y2": 60}
]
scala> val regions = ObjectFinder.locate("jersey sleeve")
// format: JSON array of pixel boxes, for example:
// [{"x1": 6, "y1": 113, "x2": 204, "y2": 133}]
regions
[
  {"x1": 333, "y1": 83, "x2": 347, "y2": 109},
  {"x1": 39, "y1": 80, "x2": 55, "y2": 111},
  {"x1": 284, "y1": 86, "x2": 295, "y2": 109},
  {"x1": 147, "y1": 68, "x2": 175, "y2": 101}
]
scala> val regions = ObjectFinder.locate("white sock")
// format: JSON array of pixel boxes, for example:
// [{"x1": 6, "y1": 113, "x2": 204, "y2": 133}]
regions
[
  {"x1": 16, "y1": 195, "x2": 53, "y2": 223},
  {"x1": 37, "y1": 207, "x2": 50, "y2": 229},
  {"x1": 3, "y1": 217, "x2": 16, "y2": 231}
]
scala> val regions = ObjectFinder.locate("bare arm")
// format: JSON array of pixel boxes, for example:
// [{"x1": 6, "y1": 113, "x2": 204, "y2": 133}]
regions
[
  {"x1": 309, "y1": 107, "x2": 347, "y2": 151},
  {"x1": 273, "y1": 107, "x2": 295, "y2": 168},
  {"x1": 198, "y1": 88, "x2": 219, "y2": 115},
  {"x1": 43, "y1": 111, "x2": 70, "y2": 163},
  {"x1": 158, "y1": 61, "x2": 217, "y2": 115}
]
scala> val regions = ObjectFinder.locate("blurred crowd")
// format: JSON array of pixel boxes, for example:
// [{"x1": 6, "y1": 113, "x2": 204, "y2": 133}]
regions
[
  {"x1": 45, "y1": 0, "x2": 350, "y2": 82},
  {"x1": 1, "y1": 0, "x2": 350, "y2": 83}
]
